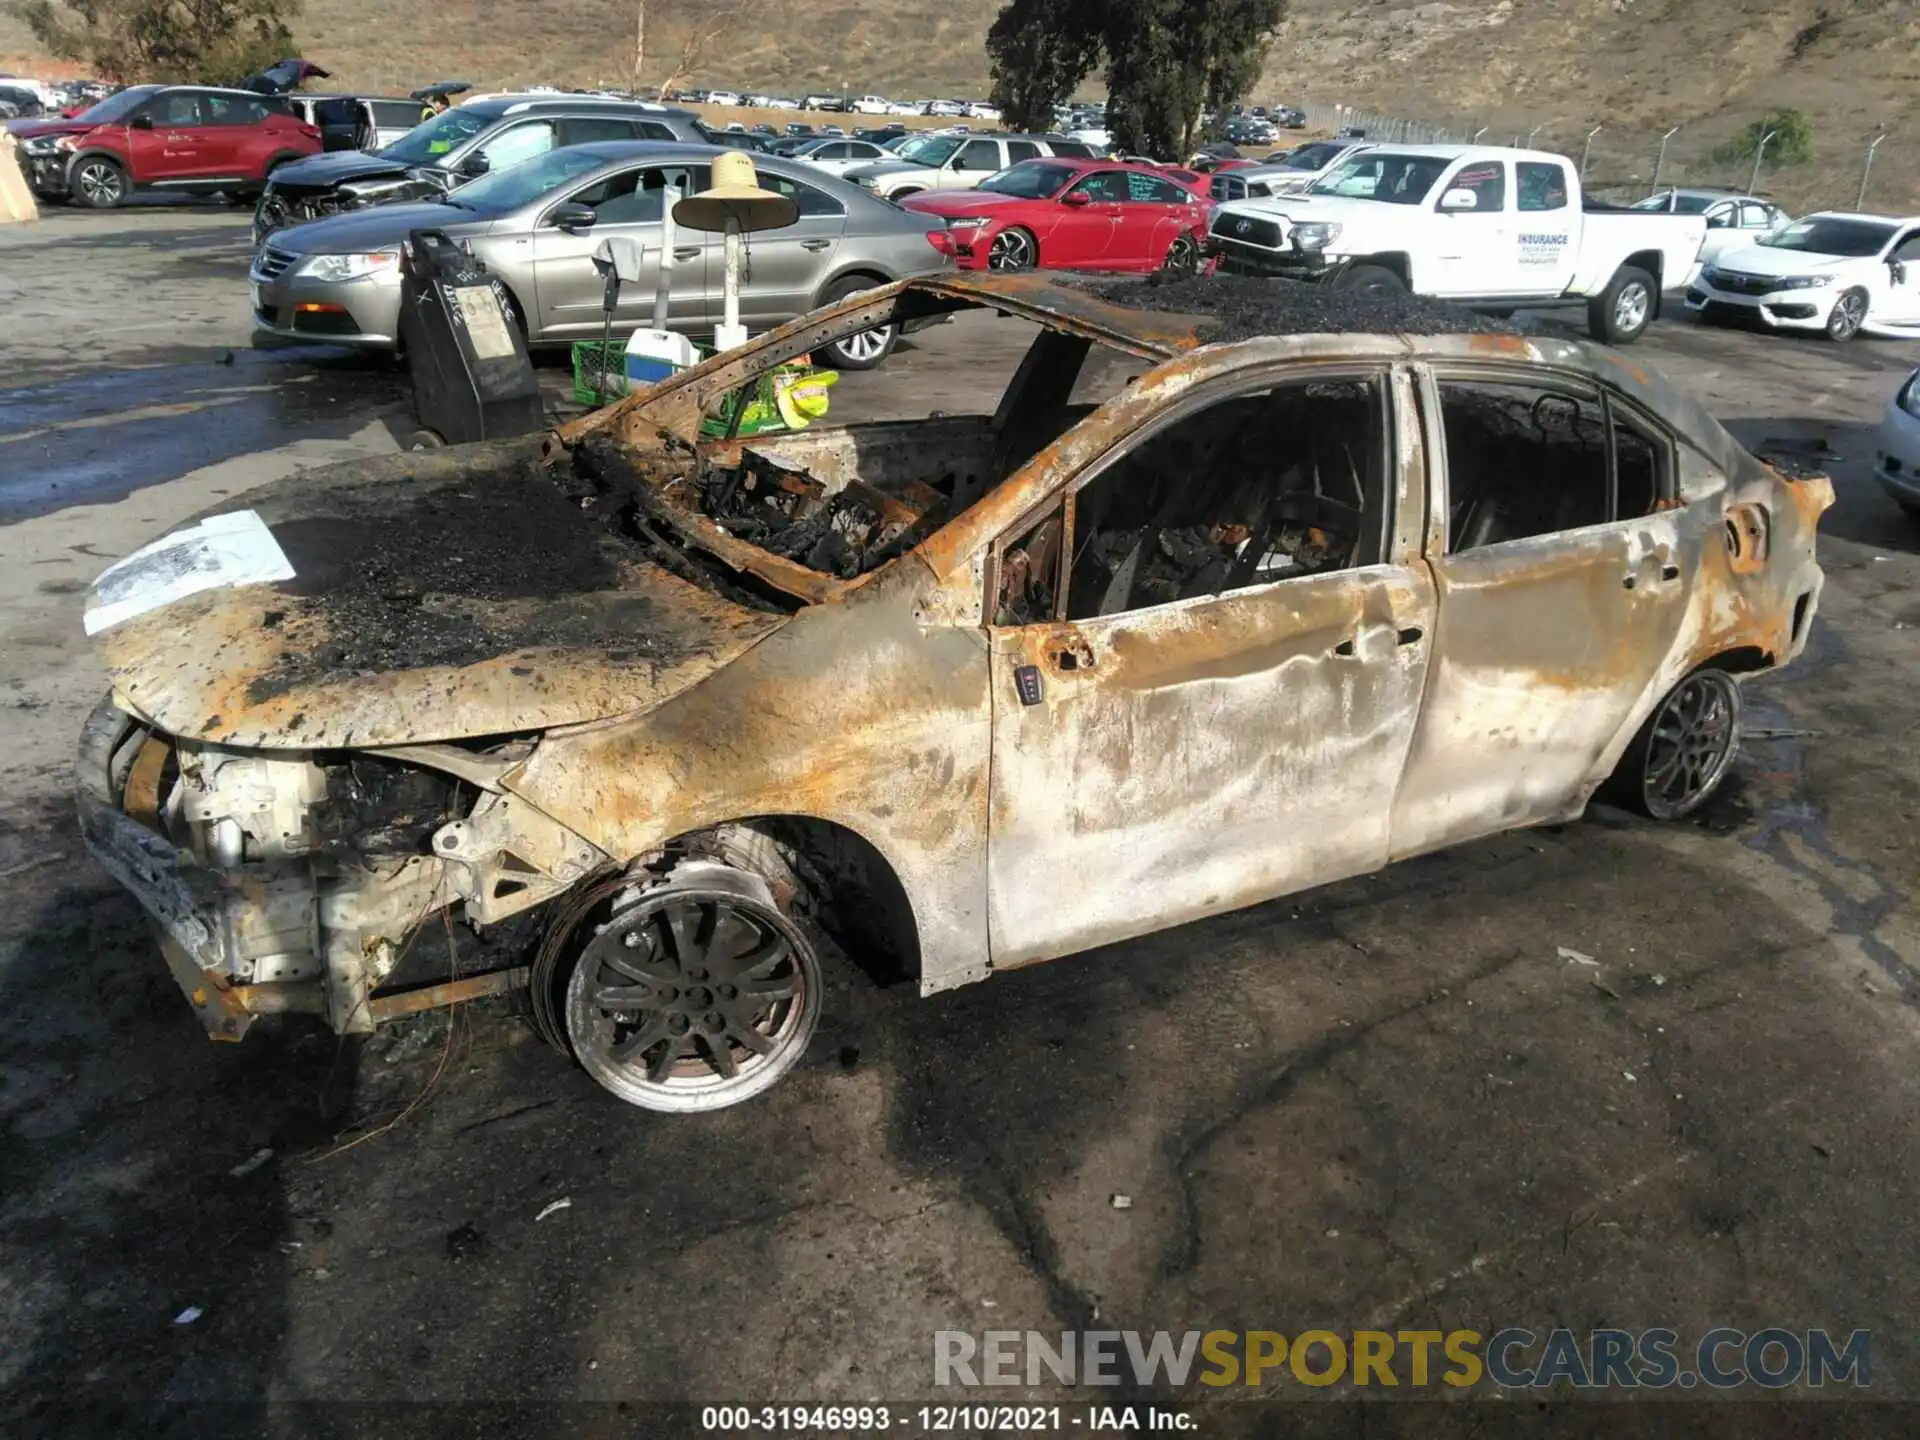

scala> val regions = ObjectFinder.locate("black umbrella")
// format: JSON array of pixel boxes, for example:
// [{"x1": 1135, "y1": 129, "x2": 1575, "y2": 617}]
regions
[{"x1": 409, "y1": 80, "x2": 474, "y2": 103}]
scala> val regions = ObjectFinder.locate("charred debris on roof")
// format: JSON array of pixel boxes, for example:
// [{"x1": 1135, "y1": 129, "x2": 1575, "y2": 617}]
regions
[{"x1": 1083, "y1": 272, "x2": 1530, "y2": 343}]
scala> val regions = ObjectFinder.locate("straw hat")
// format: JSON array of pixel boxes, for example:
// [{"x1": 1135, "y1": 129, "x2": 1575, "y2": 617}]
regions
[{"x1": 673, "y1": 151, "x2": 799, "y2": 234}]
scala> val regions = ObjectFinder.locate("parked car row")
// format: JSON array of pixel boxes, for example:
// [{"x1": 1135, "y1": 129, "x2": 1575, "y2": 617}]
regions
[{"x1": 674, "y1": 89, "x2": 1000, "y2": 120}]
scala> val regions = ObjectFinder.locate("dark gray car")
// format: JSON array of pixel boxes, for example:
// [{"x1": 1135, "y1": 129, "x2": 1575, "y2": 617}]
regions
[
  {"x1": 252, "y1": 95, "x2": 711, "y2": 245},
  {"x1": 249, "y1": 142, "x2": 953, "y2": 368}
]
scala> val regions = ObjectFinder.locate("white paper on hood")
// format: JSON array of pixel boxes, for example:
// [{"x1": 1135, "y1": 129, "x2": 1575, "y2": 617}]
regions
[{"x1": 83, "y1": 509, "x2": 295, "y2": 636}]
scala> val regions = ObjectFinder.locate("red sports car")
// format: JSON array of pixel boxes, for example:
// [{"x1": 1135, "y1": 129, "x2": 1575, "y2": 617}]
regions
[{"x1": 903, "y1": 158, "x2": 1213, "y2": 274}]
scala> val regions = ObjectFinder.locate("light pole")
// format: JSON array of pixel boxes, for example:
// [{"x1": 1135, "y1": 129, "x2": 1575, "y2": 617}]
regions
[
  {"x1": 1651, "y1": 125, "x2": 1679, "y2": 189},
  {"x1": 1527, "y1": 123, "x2": 1546, "y2": 147},
  {"x1": 1859, "y1": 131, "x2": 1887, "y2": 210},
  {"x1": 1471, "y1": 125, "x2": 1487, "y2": 143},
  {"x1": 1580, "y1": 124, "x2": 1602, "y2": 179},
  {"x1": 1748, "y1": 127, "x2": 1777, "y2": 195}
]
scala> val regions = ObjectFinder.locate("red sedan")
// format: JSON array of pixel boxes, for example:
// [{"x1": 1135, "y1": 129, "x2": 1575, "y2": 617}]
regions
[{"x1": 903, "y1": 158, "x2": 1212, "y2": 274}]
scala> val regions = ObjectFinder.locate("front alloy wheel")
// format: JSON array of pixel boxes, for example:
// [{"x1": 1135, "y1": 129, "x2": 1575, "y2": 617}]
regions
[
  {"x1": 564, "y1": 875, "x2": 822, "y2": 1112},
  {"x1": 1825, "y1": 290, "x2": 1867, "y2": 343},
  {"x1": 987, "y1": 228, "x2": 1036, "y2": 271},
  {"x1": 73, "y1": 159, "x2": 125, "y2": 209},
  {"x1": 1162, "y1": 233, "x2": 1200, "y2": 276},
  {"x1": 1612, "y1": 279, "x2": 1652, "y2": 338}
]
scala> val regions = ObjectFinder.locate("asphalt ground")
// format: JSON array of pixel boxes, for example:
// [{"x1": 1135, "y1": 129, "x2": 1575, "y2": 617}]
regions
[{"x1": 3, "y1": 204, "x2": 1919, "y2": 1436}]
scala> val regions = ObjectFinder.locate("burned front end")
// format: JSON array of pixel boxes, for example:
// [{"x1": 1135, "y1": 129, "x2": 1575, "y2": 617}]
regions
[{"x1": 76, "y1": 700, "x2": 610, "y2": 1038}]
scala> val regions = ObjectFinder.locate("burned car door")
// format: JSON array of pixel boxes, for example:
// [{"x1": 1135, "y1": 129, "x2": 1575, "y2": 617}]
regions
[
  {"x1": 983, "y1": 367, "x2": 1436, "y2": 967},
  {"x1": 1389, "y1": 368, "x2": 1693, "y2": 856}
]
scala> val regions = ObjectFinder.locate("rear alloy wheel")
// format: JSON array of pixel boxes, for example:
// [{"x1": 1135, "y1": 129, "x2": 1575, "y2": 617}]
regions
[
  {"x1": 1589, "y1": 265, "x2": 1657, "y2": 345},
  {"x1": 72, "y1": 158, "x2": 127, "y2": 209},
  {"x1": 1607, "y1": 668, "x2": 1742, "y2": 821},
  {"x1": 1824, "y1": 289, "x2": 1868, "y2": 343},
  {"x1": 1162, "y1": 232, "x2": 1200, "y2": 276},
  {"x1": 988, "y1": 227, "x2": 1037, "y2": 272},
  {"x1": 564, "y1": 868, "x2": 822, "y2": 1112},
  {"x1": 816, "y1": 275, "x2": 896, "y2": 369}
]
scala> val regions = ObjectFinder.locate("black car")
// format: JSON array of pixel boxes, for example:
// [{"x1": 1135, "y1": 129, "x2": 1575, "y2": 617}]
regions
[
  {"x1": 0, "y1": 83, "x2": 44, "y2": 119},
  {"x1": 252, "y1": 95, "x2": 709, "y2": 245}
]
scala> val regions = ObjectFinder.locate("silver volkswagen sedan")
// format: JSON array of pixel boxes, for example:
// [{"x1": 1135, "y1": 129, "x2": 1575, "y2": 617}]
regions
[{"x1": 248, "y1": 141, "x2": 953, "y2": 368}]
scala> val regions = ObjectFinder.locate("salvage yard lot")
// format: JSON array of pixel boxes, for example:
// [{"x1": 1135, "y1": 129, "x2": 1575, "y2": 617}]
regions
[{"x1": 4, "y1": 205, "x2": 1920, "y2": 1425}]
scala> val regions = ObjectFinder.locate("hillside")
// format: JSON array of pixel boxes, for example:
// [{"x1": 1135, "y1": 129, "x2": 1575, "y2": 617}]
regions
[{"x1": 4, "y1": 0, "x2": 1918, "y2": 210}]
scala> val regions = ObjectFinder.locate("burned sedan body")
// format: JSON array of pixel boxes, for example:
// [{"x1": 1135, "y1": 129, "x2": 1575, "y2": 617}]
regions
[{"x1": 78, "y1": 273, "x2": 1831, "y2": 1112}]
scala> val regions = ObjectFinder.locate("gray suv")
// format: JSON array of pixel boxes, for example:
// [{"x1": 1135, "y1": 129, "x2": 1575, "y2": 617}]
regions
[
  {"x1": 248, "y1": 142, "x2": 953, "y2": 368},
  {"x1": 252, "y1": 95, "x2": 711, "y2": 245}
]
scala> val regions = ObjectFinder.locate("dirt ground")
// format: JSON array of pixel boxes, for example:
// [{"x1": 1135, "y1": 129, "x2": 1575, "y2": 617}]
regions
[{"x1": 4, "y1": 205, "x2": 1920, "y2": 1434}]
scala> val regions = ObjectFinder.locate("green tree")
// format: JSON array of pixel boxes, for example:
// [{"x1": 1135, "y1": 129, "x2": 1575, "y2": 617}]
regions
[
  {"x1": 989, "y1": 0, "x2": 1286, "y2": 158},
  {"x1": 11, "y1": 0, "x2": 301, "y2": 85},
  {"x1": 1715, "y1": 108, "x2": 1815, "y2": 169}
]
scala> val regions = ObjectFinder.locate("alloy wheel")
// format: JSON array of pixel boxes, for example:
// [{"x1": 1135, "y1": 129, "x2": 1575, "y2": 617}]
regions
[
  {"x1": 832, "y1": 325, "x2": 894, "y2": 364},
  {"x1": 1827, "y1": 292, "x2": 1866, "y2": 341},
  {"x1": 1163, "y1": 234, "x2": 1199, "y2": 276},
  {"x1": 76, "y1": 161, "x2": 123, "y2": 207},
  {"x1": 1613, "y1": 281, "x2": 1651, "y2": 336},
  {"x1": 564, "y1": 881, "x2": 821, "y2": 1112},
  {"x1": 988, "y1": 229, "x2": 1035, "y2": 271},
  {"x1": 1640, "y1": 670, "x2": 1740, "y2": 820}
]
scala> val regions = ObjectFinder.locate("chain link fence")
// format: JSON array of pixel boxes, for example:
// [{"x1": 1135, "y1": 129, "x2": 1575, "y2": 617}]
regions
[{"x1": 1293, "y1": 101, "x2": 1894, "y2": 214}]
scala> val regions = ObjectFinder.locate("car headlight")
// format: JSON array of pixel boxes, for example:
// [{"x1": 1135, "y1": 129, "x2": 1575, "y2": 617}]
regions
[
  {"x1": 293, "y1": 249, "x2": 403, "y2": 282},
  {"x1": 1900, "y1": 372, "x2": 1920, "y2": 421},
  {"x1": 1292, "y1": 222, "x2": 1342, "y2": 251},
  {"x1": 1767, "y1": 274, "x2": 1829, "y2": 291}
]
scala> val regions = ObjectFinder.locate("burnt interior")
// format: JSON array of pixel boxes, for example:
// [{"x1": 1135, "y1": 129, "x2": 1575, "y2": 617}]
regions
[
  {"x1": 311, "y1": 756, "x2": 467, "y2": 859},
  {"x1": 1438, "y1": 380, "x2": 1663, "y2": 551},
  {"x1": 997, "y1": 377, "x2": 1387, "y2": 625}
]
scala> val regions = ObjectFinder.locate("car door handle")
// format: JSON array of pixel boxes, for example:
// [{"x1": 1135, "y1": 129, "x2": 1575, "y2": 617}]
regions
[
  {"x1": 672, "y1": 246, "x2": 701, "y2": 260},
  {"x1": 800, "y1": 238, "x2": 833, "y2": 251}
]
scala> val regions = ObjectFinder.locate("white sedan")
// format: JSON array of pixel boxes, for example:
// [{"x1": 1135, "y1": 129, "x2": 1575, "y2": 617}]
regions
[
  {"x1": 1685, "y1": 211, "x2": 1920, "y2": 341},
  {"x1": 1875, "y1": 369, "x2": 1920, "y2": 521},
  {"x1": 787, "y1": 137, "x2": 898, "y2": 177}
]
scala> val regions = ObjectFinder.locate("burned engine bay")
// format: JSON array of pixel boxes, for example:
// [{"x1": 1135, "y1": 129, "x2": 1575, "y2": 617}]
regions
[{"x1": 567, "y1": 429, "x2": 955, "y2": 601}]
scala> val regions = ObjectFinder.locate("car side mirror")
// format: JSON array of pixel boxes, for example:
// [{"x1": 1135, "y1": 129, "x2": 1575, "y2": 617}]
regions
[
  {"x1": 458, "y1": 153, "x2": 490, "y2": 179},
  {"x1": 1892, "y1": 260, "x2": 1908, "y2": 285},
  {"x1": 1062, "y1": 190, "x2": 1091, "y2": 207},
  {"x1": 551, "y1": 202, "x2": 597, "y2": 233},
  {"x1": 129, "y1": 114, "x2": 153, "y2": 130},
  {"x1": 1439, "y1": 187, "x2": 1478, "y2": 211}
]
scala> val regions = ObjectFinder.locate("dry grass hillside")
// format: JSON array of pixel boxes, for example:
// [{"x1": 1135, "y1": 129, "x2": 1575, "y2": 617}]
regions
[{"x1": 4, "y1": 0, "x2": 1919, "y2": 209}]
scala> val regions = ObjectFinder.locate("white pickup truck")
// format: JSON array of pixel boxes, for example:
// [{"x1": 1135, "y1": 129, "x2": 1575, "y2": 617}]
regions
[{"x1": 1204, "y1": 144, "x2": 1708, "y2": 344}]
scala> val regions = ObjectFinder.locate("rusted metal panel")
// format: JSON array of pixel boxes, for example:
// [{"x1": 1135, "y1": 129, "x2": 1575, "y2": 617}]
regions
[
  {"x1": 507, "y1": 563, "x2": 997, "y2": 994},
  {"x1": 985, "y1": 563, "x2": 1436, "y2": 968}
]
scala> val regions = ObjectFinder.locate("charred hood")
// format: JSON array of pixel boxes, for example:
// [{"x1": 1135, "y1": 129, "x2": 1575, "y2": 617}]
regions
[{"x1": 92, "y1": 439, "x2": 790, "y2": 750}]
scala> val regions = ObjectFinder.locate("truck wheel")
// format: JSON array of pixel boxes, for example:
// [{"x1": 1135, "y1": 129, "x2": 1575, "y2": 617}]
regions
[
  {"x1": 71, "y1": 157, "x2": 127, "y2": 209},
  {"x1": 1335, "y1": 263, "x2": 1406, "y2": 296},
  {"x1": 1824, "y1": 289, "x2": 1868, "y2": 343},
  {"x1": 1589, "y1": 266, "x2": 1656, "y2": 344}
]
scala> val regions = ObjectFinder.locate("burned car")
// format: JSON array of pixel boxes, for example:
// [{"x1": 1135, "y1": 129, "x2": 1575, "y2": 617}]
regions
[{"x1": 78, "y1": 273, "x2": 1831, "y2": 1113}]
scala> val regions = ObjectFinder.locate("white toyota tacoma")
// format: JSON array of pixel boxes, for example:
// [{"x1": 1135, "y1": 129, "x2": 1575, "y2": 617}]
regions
[
  {"x1": 1204, "y1": 144, "x2": 1708, "y2": 344},
  {"x1": 1685, "y1": 212, "x2": 1920, "y2": 343}
]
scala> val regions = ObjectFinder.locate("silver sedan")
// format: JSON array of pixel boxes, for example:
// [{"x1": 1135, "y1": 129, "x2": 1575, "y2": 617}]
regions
[{"x1": 248, "y1": 141, "x2": 953, "y2": 368}]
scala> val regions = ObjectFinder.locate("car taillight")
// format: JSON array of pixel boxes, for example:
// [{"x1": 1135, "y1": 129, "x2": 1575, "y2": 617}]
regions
[{"x1": 926, "y1": 230, "x2": 956, "y2": 255}]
